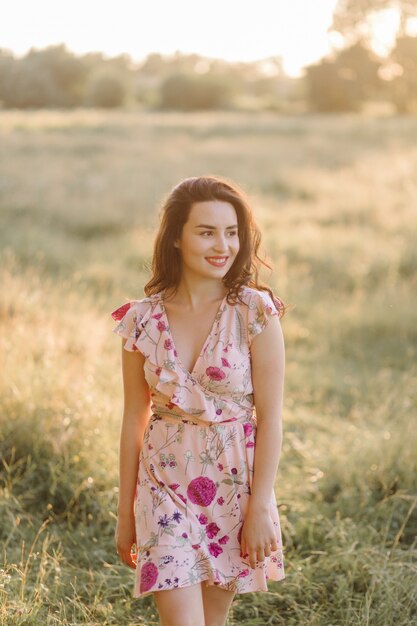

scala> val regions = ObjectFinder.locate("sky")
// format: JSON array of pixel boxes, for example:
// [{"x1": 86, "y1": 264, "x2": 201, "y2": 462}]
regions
[{"x1": 0, "y1": 0, "x2": 404, "y2": 77}]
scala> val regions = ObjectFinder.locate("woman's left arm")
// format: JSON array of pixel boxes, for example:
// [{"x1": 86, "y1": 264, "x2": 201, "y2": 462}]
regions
[{"x1": 240, "y1": 312, "x2": 285, "y2": 568}]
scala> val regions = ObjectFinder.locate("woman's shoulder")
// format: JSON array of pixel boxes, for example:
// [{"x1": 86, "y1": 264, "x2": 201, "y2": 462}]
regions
[
  {"x1": 110, "y1": 293, "x2": 161, "y2": 351},
  {"x1": 235, "y1": 285, "x2": 285, "y2": 320},
  {"x1": 234, "y1": 286, "x2": 283, "y2": 344},
  {"x1": 236, "y1": 285, "x2": 275, "y2": 306}
]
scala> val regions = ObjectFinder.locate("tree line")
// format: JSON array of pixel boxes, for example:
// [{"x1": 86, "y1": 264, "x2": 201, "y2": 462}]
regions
[
  {"x1": 0, "y1": 37, "x2": 415, "y2": 114},
  {"x1": 0, "y1": 36, "x2": 416, "y2": 113},
  {"x1": 0, "y1": 46, "x2": 291, "y2": 111}
]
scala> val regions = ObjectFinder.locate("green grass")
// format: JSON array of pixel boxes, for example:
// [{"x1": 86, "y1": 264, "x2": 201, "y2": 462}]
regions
[{"x1": 0, "y1": 109, "x2": 416, "y2": 625}]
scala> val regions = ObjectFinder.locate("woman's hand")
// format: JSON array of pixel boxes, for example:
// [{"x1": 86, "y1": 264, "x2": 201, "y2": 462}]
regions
[
  {"x1": 240, "y1": 507, "x2": 279, "y2": 569},
  {"x1": 115, "y1": 511, "x2": 137, "y2": 570}
]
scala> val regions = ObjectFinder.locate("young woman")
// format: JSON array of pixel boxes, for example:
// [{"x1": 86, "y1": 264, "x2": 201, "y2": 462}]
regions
[{"x1": 111, "y1": 175, "x2": 287, "y2": 626}]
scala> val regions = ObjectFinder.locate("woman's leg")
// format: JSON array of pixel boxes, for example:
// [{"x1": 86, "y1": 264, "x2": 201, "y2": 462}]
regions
[
  {"x1": 201, "y1": 583, "x2": 236, "y2": 626},
  {"x1": 153, "y1": 582, "x2": 205, "y2": 626}
]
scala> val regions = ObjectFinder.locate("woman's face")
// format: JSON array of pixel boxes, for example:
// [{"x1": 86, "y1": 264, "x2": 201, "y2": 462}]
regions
[{"x1": 175, "y1": 200, "x2": 240, "y2": 280}]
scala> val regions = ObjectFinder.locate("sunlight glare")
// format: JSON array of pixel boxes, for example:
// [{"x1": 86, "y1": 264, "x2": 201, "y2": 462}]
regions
[
  {"x1": 1, "y1": 0, "x2": 339, "y2": 77},
  {"x1": 368, "y1": 7, "x2": 401, "y2": 56}
]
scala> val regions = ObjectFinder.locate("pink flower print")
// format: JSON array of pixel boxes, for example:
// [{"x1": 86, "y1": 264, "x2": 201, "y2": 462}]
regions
[
  {"x1": 208, "y1": 542, "x2": 223, "y2": 558},
  {"x1": 243, "y1": 422, "x2": 253, "y2": 437},
  {"x1": 238, "y1": 569, "x2": 250, "y2": 578},
  {"x1": 187, "y1": 477, "x2": 217, "y2": 506},
  {"x1": 152, "y1": 312, "x2": 163, "y2": 320},
  {"x1": 155, "y1": 367, "x2": 162, "y2": 376},
  {"x1": 217, "y1": 463, "x2": 223, "y2": 471},
  {"x1": 192, "y1": 544, "x2": 201, "y2": 550},
  {"x1": 140, "y1": 562, "x2": 159, "y2": 593},
  {"x1": 197, "y1": 513, "x2": 208, "y2": 525},
  {"x1": 218, "y1": 535, "x2": 229, "y2": 545},
  {"x1": 164, "y1": 338, "x2": 173, "y2": 350},
  {"x1": 177, "y1": 493, "x2": 187, "y2": 504},
  {"x1": 168, "y1": 453, "x2": 177, "y2": 468},
  {"x1": 168, "y1": 483, "x2": 180, "y2": 491},
  {"x1": 246, "y1": 441, "x2": 255, "y2": 448},
  {"x1": 111, "y1": 302, "x2": 132, "y2": 321},
  {"x1": 157, "y1": 320, "x2": 167, "y2": 332},
  {"x1": 206, "y1": 367, "x2": 226, "y2": 381},
  {"x1": 217, "y1": 496, "x2": 224, "y2": 506},
  {"x1": 221, "y1": 357, "x2": 231, "y2": 368},
  {"x1": 205, "y1": 522, "x2": 220, "y2": 538}
]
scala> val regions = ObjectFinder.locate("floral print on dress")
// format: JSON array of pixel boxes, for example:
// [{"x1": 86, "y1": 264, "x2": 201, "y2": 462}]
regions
[{"x1": 111, "y1": 286, "x2": 285, "y2": 597}]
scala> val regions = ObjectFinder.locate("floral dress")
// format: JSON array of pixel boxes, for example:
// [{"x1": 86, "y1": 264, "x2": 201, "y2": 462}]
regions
[{"x1": 111, "y1": 286, "x2": 285, "y2": 598}]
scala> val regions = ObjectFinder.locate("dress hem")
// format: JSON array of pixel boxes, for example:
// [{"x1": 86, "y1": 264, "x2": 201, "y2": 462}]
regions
[{"x1": 133, "y1": 571, "x2": 286, "y2": 599}]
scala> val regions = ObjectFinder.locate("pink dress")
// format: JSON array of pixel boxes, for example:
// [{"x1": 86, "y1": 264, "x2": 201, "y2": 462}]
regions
[{"x1": 111, "y1": 286, "x2": 285, "y2": 598}]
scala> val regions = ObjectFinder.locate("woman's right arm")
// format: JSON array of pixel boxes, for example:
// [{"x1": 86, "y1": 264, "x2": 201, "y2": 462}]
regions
[{"x1": 115, "y1": 338, "x2": 152, "y2": 568}]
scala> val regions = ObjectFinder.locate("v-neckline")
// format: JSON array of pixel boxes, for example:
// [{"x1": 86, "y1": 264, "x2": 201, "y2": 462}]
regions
[{"x1": 158, "y1": 291, "x2": 228, "y2": 379}]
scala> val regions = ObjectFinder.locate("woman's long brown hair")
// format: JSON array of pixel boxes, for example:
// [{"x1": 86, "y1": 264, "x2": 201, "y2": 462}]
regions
[{"x1": 144, "y1": 175, "x2": 287, "y2": 318}]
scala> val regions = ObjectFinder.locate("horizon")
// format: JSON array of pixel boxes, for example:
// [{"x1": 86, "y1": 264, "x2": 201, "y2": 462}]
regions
[{"x1": 0, "y1": 0, "x2": 342, "y2": 78}]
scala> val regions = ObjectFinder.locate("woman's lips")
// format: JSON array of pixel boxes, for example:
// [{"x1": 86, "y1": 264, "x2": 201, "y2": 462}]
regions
[{"x1": 205, "y1": 256, "x2": 228, "y2": 267}]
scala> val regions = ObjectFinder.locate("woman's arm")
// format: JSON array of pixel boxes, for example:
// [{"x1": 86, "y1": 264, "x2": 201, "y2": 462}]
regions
[
  {"x1": 115, "y1": 339, "x2": 152, "y2": 568},
  {"x1": 248, "y1": 313, "x2": 285, "y2": 508},
  {"x1": 240, "y1": 313, "x2": 285, "y2": 568}
]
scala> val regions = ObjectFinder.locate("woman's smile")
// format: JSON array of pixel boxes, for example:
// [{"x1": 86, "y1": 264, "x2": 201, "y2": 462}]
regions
[{"x1": 205, "y1": 256, "x2": 229, "y2": 267}]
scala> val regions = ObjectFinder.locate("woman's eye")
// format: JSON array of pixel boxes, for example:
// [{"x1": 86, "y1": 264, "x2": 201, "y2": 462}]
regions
[{"x1": 200, "y1": 231, "x2": 238, "y2": 236}]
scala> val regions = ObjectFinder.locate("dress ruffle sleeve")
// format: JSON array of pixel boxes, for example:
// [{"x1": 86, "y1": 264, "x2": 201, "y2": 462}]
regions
[
  {"x1": 247, "y1": 289, "x2": 283, "y2": 345},
  {"x1": 111, "y1": 300, "x2": 150, "y2": 352}
]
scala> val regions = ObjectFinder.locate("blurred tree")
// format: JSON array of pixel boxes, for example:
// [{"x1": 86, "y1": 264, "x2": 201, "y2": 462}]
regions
[
  {"x1": 159, "y1": 71, "x2": 234, "y2": 110},
  {"x1": 139, "y1": 53, "x2": 167, "y2": 76},
  {"x1": 305, "y1": 41, "x2": 382, "y2": 111},
  {"x1": 332, "y1": 2, "x2": 417, "y2": 113},
  {"x1": 33, "y1": 45, "x2": 88, "y2": 105},
  {"x1": 0, "y1": 50, "x2": 14, "y2": 107},
  {"x1": 337, "y1": 40, "x2": 382, "y2": 96},
  {"x1": 305, "y1": 61, "x2": 359, "y2": 111},
  {"x1": 1, "y1": 45, "x2": 88, "y2": 108},
  {"x1": 0, "y1": 45, "x2": 293, "y2": 111},
  {"x1": 137, "y1": 51, "x2": 281, "y2": 110},
  {"x1": 85, "y1": 72, "x2": 127, "y2": 108},
  {"x1": 332, "y1": 0, "x2": 417, "y2": 42},
  {"x1": 388, "y1": 35, "x2": 417, "y2": 112}
]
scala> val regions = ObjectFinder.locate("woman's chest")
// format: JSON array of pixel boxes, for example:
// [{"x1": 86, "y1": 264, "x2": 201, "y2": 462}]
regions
[
  {"x1": 194, "y1": 306, "x2": 252, "y2": 394},
  {"x1": 144, "y1": 302, "x2": 254, "y2": 397},
  {"x1": 163, "y1": 300, "x2": 225, "y2": 376}
]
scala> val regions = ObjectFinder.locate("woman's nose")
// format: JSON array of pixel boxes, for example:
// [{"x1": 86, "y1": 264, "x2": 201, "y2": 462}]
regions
[{"x1": 213, "y1": 234, "x2": 228, "y2": 250}]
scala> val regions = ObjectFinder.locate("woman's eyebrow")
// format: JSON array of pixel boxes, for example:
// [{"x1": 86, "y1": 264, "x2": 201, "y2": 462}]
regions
[{"x1": 194, "y1": 224, "x2": 238, "y2": 229}]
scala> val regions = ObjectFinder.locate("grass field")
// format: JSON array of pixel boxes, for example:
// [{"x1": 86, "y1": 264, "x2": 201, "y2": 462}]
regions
[{"x1": 0, "y1": 109, "x2": 416, "y2": 625}]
